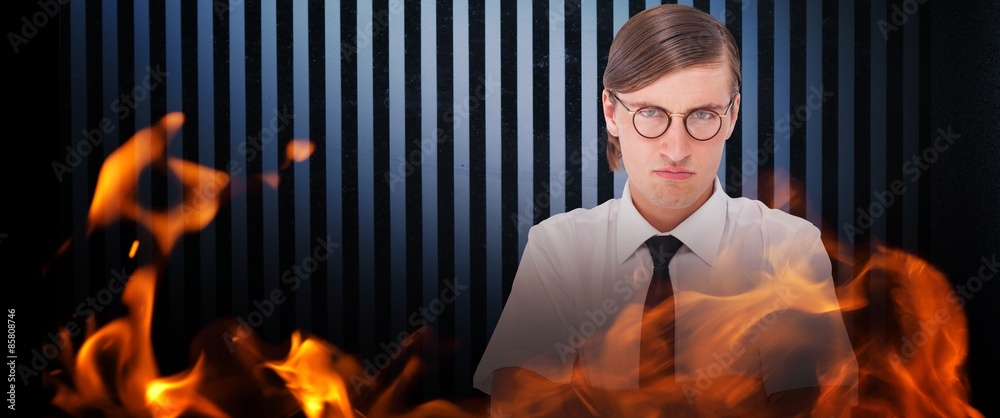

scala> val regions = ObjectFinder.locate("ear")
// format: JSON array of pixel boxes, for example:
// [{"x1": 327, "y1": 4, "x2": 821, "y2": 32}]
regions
[
  {"x1": 723, "y1": 92, "x2": 741, "y2": 141},
  {"x1": 602, "y1": 89, "x2": 620, "y2": 138}
]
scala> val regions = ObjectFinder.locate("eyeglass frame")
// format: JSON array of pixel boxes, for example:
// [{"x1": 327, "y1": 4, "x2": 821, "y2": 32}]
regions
[{"x1": 610, "y1": 91, "x2": 738, "y2": 141}]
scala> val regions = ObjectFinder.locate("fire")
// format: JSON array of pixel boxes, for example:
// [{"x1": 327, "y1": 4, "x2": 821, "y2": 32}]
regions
[
  {"x1": 830, "y1": 245, "x2": 982, "y2": 417},
  {"x1": 489, "y1": 171, "x2": 982, "y2": 416},
  {"x1": 145, "y1": 355, "x2": 227, "y2": 418},
  {"x1": 129, "y1": 240, "x2": 140, "y2": 258},
  {"x1": 286, "y1": 139, "x2": 316, "y2": 164},
  {"x1": 86, "y1": 112, "x2": 231, "y2": 255},
  {"x1": 265, "y1": 332, "x2": 355, "y2": 418},
  {"x1": 45, "y1": 116, "x2": 981, "y2": 416},
  {"x1": 48, "y1": 113, "x2": 483, "y2": 418}
]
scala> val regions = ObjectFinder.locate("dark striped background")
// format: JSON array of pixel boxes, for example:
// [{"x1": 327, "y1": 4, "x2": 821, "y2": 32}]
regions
[{"x1": 48, "y1": 0, "x2": 999, "y2": 410}]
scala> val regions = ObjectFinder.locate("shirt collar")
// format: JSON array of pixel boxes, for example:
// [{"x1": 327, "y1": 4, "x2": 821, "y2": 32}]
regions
[{"x1": 616, "y1": 176, "x2": 728, "y2": 267}]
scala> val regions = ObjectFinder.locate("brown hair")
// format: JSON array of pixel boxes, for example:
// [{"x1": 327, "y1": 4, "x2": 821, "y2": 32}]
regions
[{"x1": 602, "y1": 4, "x2": 741, "y2": 171}]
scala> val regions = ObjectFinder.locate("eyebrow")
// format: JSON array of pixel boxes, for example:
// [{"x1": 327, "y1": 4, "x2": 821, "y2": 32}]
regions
[{"x1": 623, "y1": 98, "x2": 729, "y2": 113}]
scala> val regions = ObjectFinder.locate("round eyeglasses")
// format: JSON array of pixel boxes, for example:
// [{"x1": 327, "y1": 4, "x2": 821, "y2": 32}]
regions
[{"x1": 611, "y1": 91, "x2": 737, "y2": 141}]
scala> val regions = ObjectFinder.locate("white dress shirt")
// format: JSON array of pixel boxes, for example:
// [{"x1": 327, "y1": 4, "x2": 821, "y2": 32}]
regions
[{"x1": 474, "y1": 176, "x2": 857, "y2": 401}]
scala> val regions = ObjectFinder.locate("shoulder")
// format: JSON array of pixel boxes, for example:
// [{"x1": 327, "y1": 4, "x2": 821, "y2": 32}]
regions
[
  {"x1": 726, "y1": 195, "x2": 821, "y2": 243},
  {"x1": 528, "y1": 198, "x2": 617, "y2": 250}
]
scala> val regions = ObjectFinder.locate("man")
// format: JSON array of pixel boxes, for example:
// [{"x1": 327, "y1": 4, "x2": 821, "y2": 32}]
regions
[{"x1": 474, "y1": 4, "x2": 857, "y2": 417}]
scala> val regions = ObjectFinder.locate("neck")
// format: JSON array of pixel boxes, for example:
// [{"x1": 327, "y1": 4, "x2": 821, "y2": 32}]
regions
[{"x1": 630, "y1": 181, "x2": 714, "y2": 233}]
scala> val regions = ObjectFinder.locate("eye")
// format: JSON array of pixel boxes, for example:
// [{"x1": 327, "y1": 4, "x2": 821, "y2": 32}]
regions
[
  {"x1": 637, "y1": 108, "x2": 662, "y2": 118},
  {"x1": 691, "y1": 110, "x2": 716, "y2": 120}
]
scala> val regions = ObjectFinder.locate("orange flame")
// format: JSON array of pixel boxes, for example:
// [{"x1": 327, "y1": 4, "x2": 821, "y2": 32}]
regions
[
  {"x1": 266, "y1": 332, "x2": 355, "y2": 418},
  {"x1": 145, "y1": 355, "x2": 228, "y2": 418},
  {"x1": 50, "y1": 114, "x2": 483, "y2": 418},
  {"x1": 828, "y1": 245, "x2": 982, "y2": 417},
  {"x1": 489, "y1": 171, "x2": 982, "y2": 417},
  {"x1": 46, "y1": 117, "x2": 982, "y2": 417},
  {"x1": 86, "y1": 112, "x2": 230, "y2": 255},
  {"x1": 286, "y1": 139, "x2": 316, "y2": 163},
  {"x1": 129, "y1": 240, "x2": 140, "y2": 259}
]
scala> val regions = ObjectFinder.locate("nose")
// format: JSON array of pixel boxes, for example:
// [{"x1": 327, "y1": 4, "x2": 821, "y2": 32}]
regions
[{"x1": 657, "y1": 115, "x2": 693, "y2": 162}]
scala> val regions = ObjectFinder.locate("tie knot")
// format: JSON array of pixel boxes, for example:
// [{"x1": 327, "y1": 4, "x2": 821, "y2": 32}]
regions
[{"x1": 646, "y1": 235, "x2": 684, "y2": 270}]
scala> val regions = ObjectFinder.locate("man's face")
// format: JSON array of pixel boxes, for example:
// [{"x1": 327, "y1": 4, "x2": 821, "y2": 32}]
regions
[{"x1": 602, "y1": 64, "x2": 740, "y2": 212}]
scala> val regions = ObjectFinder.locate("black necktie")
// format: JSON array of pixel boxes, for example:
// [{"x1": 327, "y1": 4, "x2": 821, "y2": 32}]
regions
[{"x1": 640, "y1": 235, "x2": 684, "y2": 386}]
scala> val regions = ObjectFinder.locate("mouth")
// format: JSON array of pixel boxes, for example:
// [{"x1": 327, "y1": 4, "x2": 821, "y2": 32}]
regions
[{"x1": 654, "y1": 168, "x2": 694, "y2": 181}]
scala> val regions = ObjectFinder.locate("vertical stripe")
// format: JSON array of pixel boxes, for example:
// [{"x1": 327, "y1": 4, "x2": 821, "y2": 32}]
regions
[
  {"x1": 276, "y1": 0, "x2": 294, "y2": 336},
  {"x1": 724, "y1": 0, "x2": 743, "y2": 196},
  {"x1": 884, "y1": 0, "x2": 903, "y2": 248},
  {"x1": 409, "y1": 0, "x2": 430, "y2": 394},
  {"x1": 324, "y1": 0, "x2": 344, "y2": 345},
  {"x1": 165, "y1": 0, "x2": 184, "y2": 359},
  {"x1": 149, "y1": 0, "x2": 171, "y2": 367},
  {"x1": 755, "y1": 0, "x2": 772, "y2": 205},
  {"x1": 197, "y1": 0, "x2": 216, "y2": 323},
  {"x1": 869, "y1": 0, "x2": 888, "y2": 361},
  {"x1": 356, "y1": 0, "x2": 376, "y2": 358},
  {"x1": 388, "y1": 0, "x2": 407, "y2": 340},
  {"x1": 484, "y1": 0, "x2": 502, "y2": 334},
  {"x1": 806, "y1": 0, "x2": 823, "y2": 226},
  {"x1": 901, "y1": 3, "x2": 920, "y2": 252},
  {"x1": 837, "y1": 0, "x2": 855, "y2": 285},
  {"x1": 871, "y1": 0, "x2": 887, "y2": 244},
  {"x1": 852, "y1": 0, "x2": 871, "y2": 311},
  {"x1": 773, "y1": 0, "x2": 790, "y2": 211},
  {"x1": 293, "y1": 0, "x2": 312, "y2": 329},
  {"x1": 612, "y1": 0, "x2": 627, "y2": 197},
  {"x1": 712, "y1": 0, "x2": 727, "y2": 185},
  {"x1": 520, "y1": 0, "x2": 537, "y2": 257},
  {"x1": 468, "y1": 0, "x2": 489, "y2": 381},
  {"x1": 788, "y1": 1, "x2": 805, "y2": 216},
  {"x1": 230, "y1": 0, "x2": 248, "y2": 315},
  {"x1": 419, "y1": 0, "x2": 440, "y2": 396},
  {"x1": 340, "y1": 0, "x2": 360, "y2": 355},
  {"x1": 915, "y1": 0, "x2": 931, "y2": 260},
  {"x1": 550, "y1": 0, "x2": 566, "y2": 217},
  {"x1": 308, "y1": 0, "x2": 327, "y2": 333},
  {"x1": 101, "y1": 0, "x2": 121, "y2": 296},
  {"x1": 581, "y1": 0, "x2": 599, "y2": 208},
  {"x1": 180, "y1": 0, "x2": 202, "y2": 339},
  {"x1": 821, "y1": 0, "x2": 840, "y2": 281},
  {"x1": 530, "y1": 0, "x2": 548, "y2": 252},
  {"x1": 710, "y1": 0, "x2": 724, "y2": 23},
  {"x1": 243, "y1": 0, "x2": 265, "y2": 338},
  {"x1": 261, "y1": 0, "x2": 280, "y2": 341},
  {"x1": 564, "y1": 0, "x2": 583, "y2": 212},
  {"x1": 500, "y1": 0, "x2": 518, "y2": 308},
  {"x1": 595, "y1": 0, "x2": 614, "y2": 203},
  {"x1": 453, "y1": 0, "x2": 473, "y2": 395},
  {"x1": 630, "y1": 0, "x2": 646, "y2": 16},
  {"x1": 371, "y1": 0, "x2": 392, "y2": 357},
  {"x1": 136, "y1": 0, "x2": 155, "y2": 266},
  {"x1": 118, "y1": 0, "x2": 135, "y2": 286},
  {"x1": 740, "y1": 0, "x2": 757, "y2": 200},
  {"x1": 433, "y1": 0, "x2": 456, "y2": 396},
  {"x1": 213, "y1": 0, "x2": 233, "y2": 320}
]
